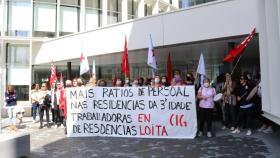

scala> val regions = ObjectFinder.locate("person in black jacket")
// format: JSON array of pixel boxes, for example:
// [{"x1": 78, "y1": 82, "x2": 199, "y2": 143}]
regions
[{"x1": 232, "y1": 75, "x2": 254, "y2": 135}]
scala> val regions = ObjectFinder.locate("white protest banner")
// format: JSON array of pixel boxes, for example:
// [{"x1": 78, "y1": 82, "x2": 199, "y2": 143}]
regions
[{"x1": 66, "y1": 86, "x2": 197, "y2": 139}]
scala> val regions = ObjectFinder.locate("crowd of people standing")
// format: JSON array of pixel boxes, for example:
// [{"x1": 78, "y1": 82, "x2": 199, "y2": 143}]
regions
[{"x1": 5, "y1": 70, "x2": 274, "y2": 137}]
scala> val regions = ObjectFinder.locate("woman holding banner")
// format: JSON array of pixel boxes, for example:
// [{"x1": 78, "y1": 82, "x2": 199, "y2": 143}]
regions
[{"x1": 197, "y1": 78, "x2": 216, "y2": 138}]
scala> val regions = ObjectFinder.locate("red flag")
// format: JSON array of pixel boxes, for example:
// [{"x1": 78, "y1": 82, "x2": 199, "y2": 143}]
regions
[
  {"x1": 59, "y1": 73, "x2": 67, "y2": 118},
  {"x1": 121, "y1": 36, "x2": 130, "y2": 78},
  {"x1": 49, "y1": 62, "x2": 57, "y2": 87},
  {"x1": 167, "y1": 53, "x2": 172, "y2": 83},
  {"x1": 223, "y1": 27, "x2": 256, "y2": 62}
]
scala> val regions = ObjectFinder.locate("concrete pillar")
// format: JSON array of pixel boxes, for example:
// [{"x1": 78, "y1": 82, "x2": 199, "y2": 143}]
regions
[
  {"x1": 102, "y1": 0, "x2": 108, "y2": 27},
  {"x1": 122, "y1": 0, "x2": 128, "y2": 22},
  {"x1": 79, "y1": 0, "x2": 85, "y2": 32},
  {"x1": 172, "y1": 0, "x2": 179, "y2": 8},
  {"x1": 56, "y1": 0, "x2": 60, "y2": 37},
  {"x1": 138, "y1": 0, "x2": 145, "y2": 17},
  {"x1": 67, "y1": 62, "x2": 72, "y2": 80},
  {"x1": 1, "y1": 0, "x2": 4, "y2": 36},
  {"x1": 152, "y1": 0, "x2": 159, "y2": 15}
]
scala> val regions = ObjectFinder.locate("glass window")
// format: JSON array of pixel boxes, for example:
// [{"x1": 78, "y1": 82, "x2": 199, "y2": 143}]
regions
[
  {"x1": 85, "y1": 0, "x2": 102, "y2": 30},
  {"x1": 6, "y1": 44, "x2": 30, "y2": 101},
  {"x1": 33, "y1": 2, "x2": 56, "y2": 37},
  {"x1": 0, "y1": 1, "x2": 2, "y2": 36},
  {"x1": 59, "y1": 0, "x2": 79, "y2": 36},
  {"x1": 144, "y1": 4, "x2": 152, "y2": 16},
  {"x1": 7, "y1": 0, "x2": 32, "y2": 37},
  {"x1": 128, "y1": 0, "x2": 138, "y2": 20},
  {"x1": 107, "y1": 0, "x2": 122, "y2": 24},
  {"x1": 61, "y1": 0, "x2": 79, "y2": 6}
]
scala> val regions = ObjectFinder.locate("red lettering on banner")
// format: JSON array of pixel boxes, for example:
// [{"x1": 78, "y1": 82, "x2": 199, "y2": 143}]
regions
[
  {"x1": 139, "y1": 125, "x2": 168, "y2": 136},
  {"x1": 138, "y1": 113, "x2": 150, "y2": 123}
]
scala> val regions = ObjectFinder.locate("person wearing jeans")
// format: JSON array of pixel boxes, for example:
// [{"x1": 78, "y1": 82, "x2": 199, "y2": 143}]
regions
[
  {"x1": 5, "y1": 85, "x2": 17, "y2": 131},
  {"x1": 197, "y1": 78, "x2": 216, "y2": 138},
  {"x1": 31, "y1": 83, "x2": 40, "y2": 123}
]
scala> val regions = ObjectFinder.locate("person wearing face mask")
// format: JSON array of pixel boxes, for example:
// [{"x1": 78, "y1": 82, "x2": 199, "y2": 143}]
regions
[
  {"x1": 161, "y1": 76, "x2": 170, "y2": 87},
  {"x1": 171, "y1": 70, "x2": 184, "y2": 86},
  {"x1": 153, "y1": 75, "x2": 162, "y2": 87},
  {"x1": 132, "y1": 78, "x2": 139, "y2": 87},
  {"x1": 232, "y1": 75, "x2": 254, "y2": 136},
  {"x1": 197, "y1": 78, "x2": 216, "y2": 138},
  {"x1": 115, "y1": 78, "x2": 123, "y2": 87},
  {"x1": 124, "y1": 77, "x2": 131, "y2": 87}
]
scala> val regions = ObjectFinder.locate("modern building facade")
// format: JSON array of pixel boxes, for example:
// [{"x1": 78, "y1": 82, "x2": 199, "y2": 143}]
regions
[{"x1": 1, "y1": 0, "x2": 280, "y2": 125}]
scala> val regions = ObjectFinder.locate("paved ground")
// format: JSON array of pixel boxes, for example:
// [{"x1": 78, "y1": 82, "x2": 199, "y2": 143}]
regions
[{"x1": 1, "y1": 117, "x2": 280, "y2": 158}]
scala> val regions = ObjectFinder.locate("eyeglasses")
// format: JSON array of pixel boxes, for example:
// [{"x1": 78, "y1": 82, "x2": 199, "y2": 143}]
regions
[{"x1": 240, "y1": 78, "x2": 244, "y2": 80}]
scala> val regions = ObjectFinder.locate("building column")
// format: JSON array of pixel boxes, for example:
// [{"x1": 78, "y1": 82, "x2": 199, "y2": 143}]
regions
[
  {"x1": 1, "y1": 0, "x2": 4, "y2": 36},
  {"x1": 56, "y1": 0, "x2": 60, "y2": 37},
  {"x1": 138, "y1": 0, "x2": 145, "y2": 18},
  {"x1": 102, "y1": 0, "x2": 108, "y2": 27},
  {"x1": 79, "y1": 0, "x2": 85, "y2": 32},
  {"x1": 122, "y1": 0, "x2": 128, "y2": 22},
  {"x1": 152, "y1": 0, "x2": 159, "y2": 15},
  {"x1": 172, "y1": 0, "x2": 179, "y2": 8},
  {"x1": 67, "y1": 62, "x2": 72, "y2": 80}
]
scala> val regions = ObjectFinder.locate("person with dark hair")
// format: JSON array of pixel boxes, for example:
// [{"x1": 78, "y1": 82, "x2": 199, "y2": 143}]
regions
[
  {"x1": 138, "y1": 77, "x2": 144, "y2": 87},
  {"x1": 97, "y1": 79, "x2": 107, "y2": 87},
  {"x1": 185, "y1": 73, "x2": 195, "y2": 85},
  {"x1": 115, "y1": 78, "x2": 123, "y2": 87},
  {"x1": 38, "y1": 82, "x2": 51, "y2": 129},
  {"x1": 51, "y1": 82, "x2": 63, "y2": 128},
  {"x1": 31, "y1": 83, "x2": 40, "y2": 123},
  {"x1": 5, "y1": 85, "x2": 17, "y2": 131},
  {"x1": 232, "y1": 75, "x2": 254, "y2": 135},
  {"x1": 197, "y1": 78, "x2": 216, "y2": 138},
  {"x1": 161, "y1": 76, "x2": 170, "y2": 87},
  {"x1": 123, "y1": 77, "x2": 131, "y2": 87}
]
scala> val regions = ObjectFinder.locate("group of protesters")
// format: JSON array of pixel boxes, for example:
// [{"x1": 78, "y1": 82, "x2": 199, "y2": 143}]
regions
[{"x1": 5, "y1": 69, "x2": 274, "y2": 137}]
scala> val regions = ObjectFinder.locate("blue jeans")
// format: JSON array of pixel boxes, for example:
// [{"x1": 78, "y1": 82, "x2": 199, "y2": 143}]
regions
[
  {"x1": 32, "y1": 103, "x2": 39, "y2": 120},
  {"x1": 7, "y1": 106, "x2": 16, "y2": 125}
]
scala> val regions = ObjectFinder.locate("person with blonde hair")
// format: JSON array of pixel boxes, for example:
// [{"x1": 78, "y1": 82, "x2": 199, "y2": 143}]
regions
[{"x1": 5, "y1": 85, "x2": 17, "y2": 131}]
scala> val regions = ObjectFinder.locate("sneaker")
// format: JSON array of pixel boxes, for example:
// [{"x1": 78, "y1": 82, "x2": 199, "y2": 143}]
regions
[
  {"x1": 221, "y1": 126, "x2": 227, "y2": 130},
  {"x1": 32, "y1": 120, "x2": 36, "y2": 123},
  {"x1": 207, "y1": 132, "x2": 212, "y2": 138},
  {"x1": 232, "y1": 128, "x2": 240, "y2": 134},
  {"x1": 197, "y1": 131, "x2": 203, "y2": 137},
  {"x1": 39, "y1": 126, "x2": 43, "y2": 129},
  {"x1": 246, "y1": 129, "x2": 252, "y2": 136},
  {"x1": 230, "y1": 127, "x2": 235, "y2": 131},
  {"x1": 263, "y1": 126, "x2": 273, "y2": 134},
  {"x1": 258, "y1": 124, "x2": 267, "y2": 132}
]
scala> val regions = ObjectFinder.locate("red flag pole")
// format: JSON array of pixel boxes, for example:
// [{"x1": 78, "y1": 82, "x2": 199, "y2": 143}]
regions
[{"x1": 230, "y1": 55, "x2": 243, "y2": 75}]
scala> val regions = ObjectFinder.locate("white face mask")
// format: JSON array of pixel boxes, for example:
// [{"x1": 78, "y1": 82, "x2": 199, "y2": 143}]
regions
[
  {"x1": 125, "y1": 80, "x2": 130, "y2": 84},
  {"x1": 155, "y1": 78, "x2": 160, "y2": 84},
  {"x1": 204, "y1": 83, "x2": 210, "y2": 88},
  {"x1": 161, "y1": 79, "x2": 166, "y2": 83},
  {"x1": 116, "y1": 81, "x2": 122, "y2": 85}
]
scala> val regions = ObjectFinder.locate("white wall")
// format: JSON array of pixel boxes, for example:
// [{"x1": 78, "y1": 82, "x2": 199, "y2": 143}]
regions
[
  {"x1": 34, "y1": 0, "x2": 259, "y2": 65},
  {"x1": 257, "y1": 0, "x2": 280, "y2": 124}
]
